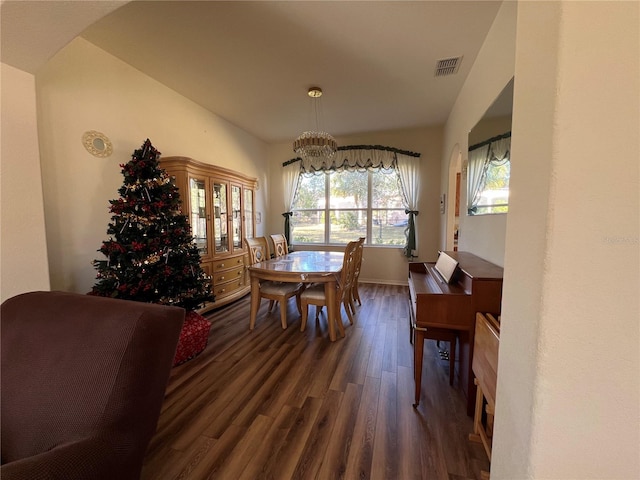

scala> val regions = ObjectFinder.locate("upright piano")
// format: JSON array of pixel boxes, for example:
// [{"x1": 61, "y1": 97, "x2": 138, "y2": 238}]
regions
[{"x1": 408, "y1": 251, "x2": 503, "y2": 415}]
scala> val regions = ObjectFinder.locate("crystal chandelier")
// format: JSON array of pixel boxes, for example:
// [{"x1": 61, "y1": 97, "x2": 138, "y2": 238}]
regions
[{"x1": 293, "y1": 87, "x2": 337, "y2": 161}]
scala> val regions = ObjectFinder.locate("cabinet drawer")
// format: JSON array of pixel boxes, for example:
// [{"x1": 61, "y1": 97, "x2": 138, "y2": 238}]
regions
[
  {"x1": 212, "y1": 255, "x2": 244, "y2": 272},
  {"x1": 212, "y1": 265, "x2": 244, "y2": 285},
  {"x1": 213, "y1": 277, "x2": 244, "y2": 298},
  {"x1": 200, "y1": 261, "x2": 213, "y2": 278}
]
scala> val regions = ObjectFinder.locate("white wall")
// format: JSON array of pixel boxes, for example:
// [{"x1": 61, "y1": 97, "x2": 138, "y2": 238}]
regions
[
  {"x1": 442, "y1": 1, "x2": 517, "y2": 267},
  {"x1": 494, "y1": 2, "x2": 639, "y2": 479},
  {"x1": 267, "y1": 126, "x2": 443, "y2": 285},
  {"x1": 36, "y1": 38, "x2": 268, "y2": 294},
  {"x1": 0, "y1": 63, "x2": 51, "y2": 301}
]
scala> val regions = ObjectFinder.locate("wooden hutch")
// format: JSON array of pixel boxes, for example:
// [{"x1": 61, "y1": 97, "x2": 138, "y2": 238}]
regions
[{"x1": 160, "y1": 156, "x2": 257, "y2": 312}]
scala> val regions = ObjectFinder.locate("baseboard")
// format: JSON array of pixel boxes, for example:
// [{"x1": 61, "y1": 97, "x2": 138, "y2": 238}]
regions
[{"x1": 359, "y1": 279, "x2": 408, "y2": 287}]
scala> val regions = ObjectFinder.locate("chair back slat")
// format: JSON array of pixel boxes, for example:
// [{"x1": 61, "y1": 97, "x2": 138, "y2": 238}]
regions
[
  {"x1": 350, "y1": 237, "x2": 365, "y2": 306},
  {"x1": 353, "y1": 237, "x2": 365, "y2": 278},
  {"x1": 338, "y1": 240, "x2": 359, "y2": 299},
  {"x1": 270, "y1": 234, "x2": 289, "y2": 257},
  {"x1": 245, "y1": 237, "x2": 271, "y2": 264}
]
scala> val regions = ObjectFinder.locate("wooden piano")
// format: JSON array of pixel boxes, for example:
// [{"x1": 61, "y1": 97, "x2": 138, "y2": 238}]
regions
[{"x1": 408, "y1": 251, "x2": 503, "y2": 415}]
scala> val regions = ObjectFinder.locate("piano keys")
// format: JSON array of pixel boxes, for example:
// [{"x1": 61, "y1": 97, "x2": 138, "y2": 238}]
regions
[{"x1": 409, "y1": 251, "x2": 503, "y2": 415}]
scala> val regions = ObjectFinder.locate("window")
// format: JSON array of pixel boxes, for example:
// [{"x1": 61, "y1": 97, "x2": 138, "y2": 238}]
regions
[
  {"x1": 291, "y1": 169, "x2": 406, "y2": 245},
  {"x1": 471, "y1": 159, "x2": 510, "y2": 215},
  {"x1": 467, "y1": 133, "x2": 511, "y2": 216},
  {"x1": 283, "y1": 146, "x2": 420, "y2": 256}
]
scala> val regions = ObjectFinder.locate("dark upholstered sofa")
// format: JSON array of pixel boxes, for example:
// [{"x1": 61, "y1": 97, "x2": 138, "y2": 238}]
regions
[{"x1": 1, "y1": 291, "x2": 185, "y2": 480}]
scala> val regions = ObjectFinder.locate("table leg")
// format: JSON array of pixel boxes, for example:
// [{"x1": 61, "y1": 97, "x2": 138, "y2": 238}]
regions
[
  {"x1": 325, "y1": 280, "x2": 337, "y2": 341},
  {"x1": 249, "y1": 275, "x2": 261, "y2": 330}
]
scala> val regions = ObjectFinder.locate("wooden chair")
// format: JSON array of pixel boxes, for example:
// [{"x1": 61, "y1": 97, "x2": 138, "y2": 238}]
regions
[
  {"x1": 245, "y1": 237, "x2": 302, "y2": 329},
  {"x1": 300, "y1": 240, "x2": 359, "y2": 335},
  {"x1": 469, "y1": 312, "x2": 500, "y2": 479},
  {"x1": 350, "y1": 236, "x2": 365, "y2": 308},
  {"x1": 270, "y1": 233, "x2": 289, "y2": 257}
]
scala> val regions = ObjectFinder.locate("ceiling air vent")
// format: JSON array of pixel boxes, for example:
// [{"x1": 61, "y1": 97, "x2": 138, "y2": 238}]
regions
[{"x1": 435, "y1": 56, "x2": 462, "y2": 77}]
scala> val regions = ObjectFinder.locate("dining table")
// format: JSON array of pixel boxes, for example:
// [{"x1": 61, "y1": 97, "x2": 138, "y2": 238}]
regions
[{"x1": 247, "y1": 250, "x2": 345, "y2": 341}]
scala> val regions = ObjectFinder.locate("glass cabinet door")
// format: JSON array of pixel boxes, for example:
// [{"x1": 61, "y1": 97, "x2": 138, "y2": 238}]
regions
[
  {"x1": 231, "y1": 185, "x2": 242, "y2": 251},
  {"x1": 244, "y1": 188, "x2": 254, "y2": 240},
  {"x1": 189, "y1": 177, "x2": 208, "y2": 256},
  {"x1": 213, "y1": 182, "x2": 229, "y2": 254}
]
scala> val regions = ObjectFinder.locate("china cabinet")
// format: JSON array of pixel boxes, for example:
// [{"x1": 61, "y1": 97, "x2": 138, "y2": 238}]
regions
[{"x1": 160, "y1": 156, "x2": 257, "y2": 311}]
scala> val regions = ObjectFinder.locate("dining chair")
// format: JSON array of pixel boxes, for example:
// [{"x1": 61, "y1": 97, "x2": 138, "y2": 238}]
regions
[
  {"x1": 300, "y1": 240, "x2": 359, "y2": 335},
  {"x1": 270, "y1": 233, "x2": 289, "y2": 257},
  {"x1": 245, "y1": 236, "x2": 302, "y2": 329},
  {"x1": 350, "y1": 236, "x2": 366, "y2": 308}
]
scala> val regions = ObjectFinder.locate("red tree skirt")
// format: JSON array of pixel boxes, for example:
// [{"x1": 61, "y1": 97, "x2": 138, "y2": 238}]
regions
[{"x1": 173, "y1": 311, "x2": 211, "y2": 366}]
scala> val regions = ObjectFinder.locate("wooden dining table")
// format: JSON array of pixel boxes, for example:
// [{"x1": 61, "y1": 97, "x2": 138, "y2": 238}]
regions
[{"x1": 247, "y1": 250, "x2": 345, "y2": 341}]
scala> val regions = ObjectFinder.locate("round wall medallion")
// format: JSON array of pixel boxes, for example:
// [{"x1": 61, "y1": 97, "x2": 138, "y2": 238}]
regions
[{"x1": 82, "y1": 131, "x2": 113, "y2": 158}]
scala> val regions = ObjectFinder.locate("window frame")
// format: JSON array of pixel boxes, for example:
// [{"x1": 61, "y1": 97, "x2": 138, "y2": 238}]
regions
[{"x1": 291, "y1": 169, "x2": 406, "y2": 247}]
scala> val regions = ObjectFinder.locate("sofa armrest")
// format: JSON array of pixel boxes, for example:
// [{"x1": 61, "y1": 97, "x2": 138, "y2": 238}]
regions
[{"x1": 1, "y1": 434, "x2": 141, "y2": 480}]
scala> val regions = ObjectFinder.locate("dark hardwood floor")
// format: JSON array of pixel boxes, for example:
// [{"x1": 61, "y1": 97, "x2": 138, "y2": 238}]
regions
[{"x1": 141, "y1": 283, "x2": 490, "y2": 480}]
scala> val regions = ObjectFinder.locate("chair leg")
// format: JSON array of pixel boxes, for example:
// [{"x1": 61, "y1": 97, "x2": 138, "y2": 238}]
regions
[
  {"x1": 295, "y1": 294, "x2": 302, "y2": 315},
  {"x1": 300, "y1": 301, "x2": 309, "y2": 332},
  {"x1": 268, "y1": 300, "x2": 276, "y2": 313},
  {"x1": 348, "y1": 298, "x2": 357, "y2": 316},
  {"x1": 315, "y1": 306, "x2": 322, "y2": 320},
  {"x1": 353, "y1": 284, "x2": 362, "y2": 306},
  {"x1": 344, "y1": 300, "x2": 354, "y2": 325},
  {"x1": 336, "y1": 308, "x2": 346, "y2": 337},
  {"x1": 279, "y1": 303, "x2": 288, "y2": 330}
]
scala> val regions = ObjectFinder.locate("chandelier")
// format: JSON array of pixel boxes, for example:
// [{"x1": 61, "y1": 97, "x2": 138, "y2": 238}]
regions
[{"x1": 293, "y1": 87, "x2": 337, "y2": 161}]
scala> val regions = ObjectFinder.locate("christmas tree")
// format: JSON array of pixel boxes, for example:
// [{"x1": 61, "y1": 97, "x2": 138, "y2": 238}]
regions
[{"x1": 91, "y1": 139, "x2": 213, "y2": 311}]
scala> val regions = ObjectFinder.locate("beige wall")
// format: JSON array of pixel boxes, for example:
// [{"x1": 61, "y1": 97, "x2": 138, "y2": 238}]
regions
[
  {"x1": 494, "y1": 2, "x2": 639, "y2": 478},
  {"x1": 1, "y1": 63, "x2": 51, "y2": 301},
  {"x1": 267, "y1": 126, "x2": 443, "y2": 285},
  {"x1": 35, "y1": 38, "x2": 268, "y2": 295},
  {"x1": 442, "y1": 1, "x2": 517, "y2": 267},
  {"x1": 468, "y1": 114, "x2": 512, "y2": 146}
]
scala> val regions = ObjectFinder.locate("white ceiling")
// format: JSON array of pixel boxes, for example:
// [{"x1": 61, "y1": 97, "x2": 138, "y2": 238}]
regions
[{"x1": 2, "y1": 0, "x2": 504, "y2": 144}]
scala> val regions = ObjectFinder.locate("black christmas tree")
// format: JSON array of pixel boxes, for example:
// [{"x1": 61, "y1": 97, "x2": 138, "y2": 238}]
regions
[{"x1": 91, "y1": 139, "x2": 213, "y2": 311}]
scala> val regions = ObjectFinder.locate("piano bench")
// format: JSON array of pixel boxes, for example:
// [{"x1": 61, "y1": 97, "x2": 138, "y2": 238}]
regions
[{"x1": 412, "y1": 324, "x2": 458, "y2": 407}]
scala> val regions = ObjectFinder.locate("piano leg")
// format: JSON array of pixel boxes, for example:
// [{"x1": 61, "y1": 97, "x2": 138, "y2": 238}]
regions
[
  {"x1": 449, "y1": 334, "x2": 457, "y2": 386},
  {"x1": 413, "y1": 325, "x2": 458, "y2": 407},
  {"x1": 409, "y1": 319, "x2": 414, "y2": 345},
  {"x1": 413, "y1": 326, "x2": 426, "y2": 407}
]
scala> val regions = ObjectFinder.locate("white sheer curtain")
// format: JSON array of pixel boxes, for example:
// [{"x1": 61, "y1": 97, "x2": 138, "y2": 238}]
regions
[
  {"x1": 281, "y1": 161, "x2": 301, "y2": 245},
  {"x1": 466, "y1": 136, "x2": 511, "y2": 214},
  {"x1": 490, "y1": 137, "x2": 510, "y2": 163},
  {"x1": 467, "y1": 144, "x2": 491, "y2": 214},
  {"x1": 396, "y1": 153, "x2": 420, "y2": 257}
]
